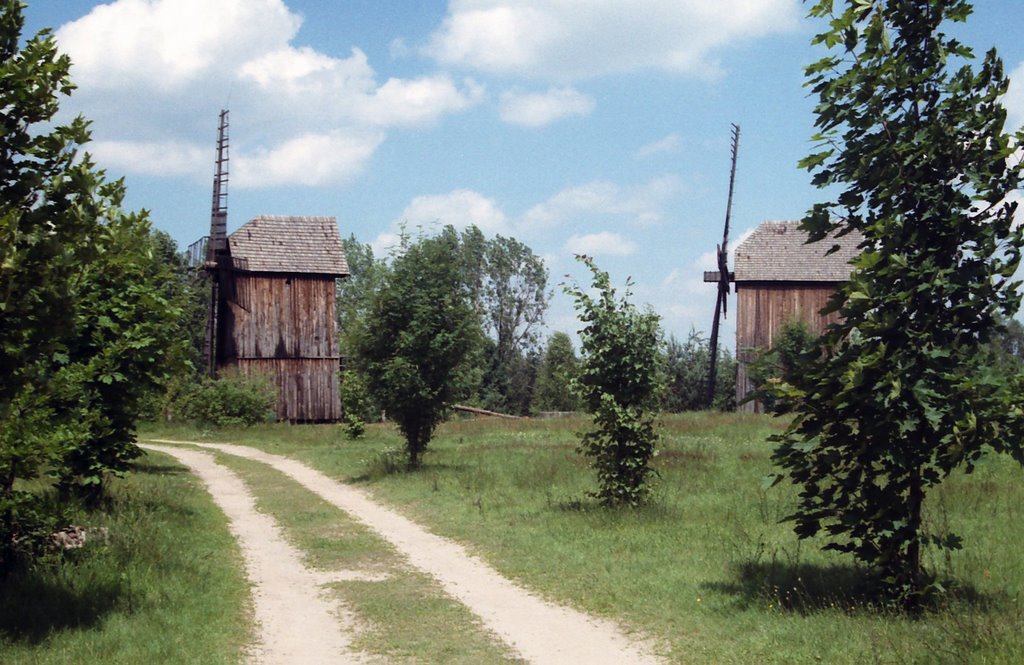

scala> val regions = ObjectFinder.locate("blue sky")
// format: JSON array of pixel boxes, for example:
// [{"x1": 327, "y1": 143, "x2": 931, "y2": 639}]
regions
[{"x1": 23, "y1": 0, "x2": 1024, "y2": 348}]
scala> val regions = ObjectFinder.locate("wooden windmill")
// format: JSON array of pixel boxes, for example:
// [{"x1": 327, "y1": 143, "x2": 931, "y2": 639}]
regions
[
  {"x1": 202, "y1": 109, "x2": 231, "y2": 377},
  {"x1": 705, "y1": 124, "x2": 740, "y2": 407},
  {"x1": 191, "y1": 110, "x2": 351, "y2": 421}
]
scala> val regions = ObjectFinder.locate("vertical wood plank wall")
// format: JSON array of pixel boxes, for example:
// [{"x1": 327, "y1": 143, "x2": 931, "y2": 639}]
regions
[
  {"x1": 220, "y1": 273, "x2": 341, "y2": 421},
  {"x1": 735, "y1": 282, "x2": 842, "y2": 413}
]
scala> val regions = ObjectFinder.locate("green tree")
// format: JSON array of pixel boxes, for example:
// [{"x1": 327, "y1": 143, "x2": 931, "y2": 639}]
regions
[
  {"x1": 355, "y1": 227, "x2": 481, "y2": 468},
  {"x1": 1, "y1": 2, "x2": 104, "y2": 561},
  {"x1": 662, "y1": 329, "x2": 736, "y2": 412},
  {"x1": 154, "y1": 230, "x2": 209, "y2": 375},
  {"x1": 482, "y1": 235, "x2": 549, "y2": 365},
  {"x1": 566, "y1": 256, "x2": 662, "y2": 506},
  {"x1": 334, "y1": 234, "x2": 386, "y2": 425},
  {"x1": 765, "y1": 0, "x2": 1024, "y2": 607},
  {"x1": 533, "y1": 331, "x2": 581, "y2": 412},
  {"x1": 0, "y1": 1, "x2": 187, "y2": 563},
  {"x1": 457, "y1": 229, "x2": 549, "y2": 414},
  {"x1": 336, "y1": 234, "x2": 385, "y2": 358},
  {"x1": 56, "y1": 212, "x2": 186, "y2": 503},
  {"x1": 987, "y1": 315, "x2": 1024, "y2": 372}
]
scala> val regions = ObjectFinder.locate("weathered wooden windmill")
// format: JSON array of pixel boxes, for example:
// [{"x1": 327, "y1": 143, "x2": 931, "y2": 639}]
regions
[
  {"x1": 194, "y1": 110, "x2": 350, "y2": 422},
  {"x1": 704, "y1": 124, "x2": 740, "y2": 407}
]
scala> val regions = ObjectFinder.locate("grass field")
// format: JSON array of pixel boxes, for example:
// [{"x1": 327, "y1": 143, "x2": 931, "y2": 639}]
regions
[
  {"x1": 136, "y1": 412, "x2": 1024, "y2": 664},
  {"x1": 0, "y1": 455, "x2": 251, "y2": 664}
]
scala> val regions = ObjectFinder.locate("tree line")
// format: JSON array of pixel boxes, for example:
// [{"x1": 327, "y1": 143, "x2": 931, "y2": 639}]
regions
[{"x1": 334, "y1": 229, "x2": 737, "y2": 426}]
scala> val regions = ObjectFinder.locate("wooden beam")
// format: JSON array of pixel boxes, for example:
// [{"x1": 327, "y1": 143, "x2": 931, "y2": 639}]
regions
[
  {"x1": 452, "y1": 404, "x2": 523, "y2": 419},
  {"x1": 703, "y1": 271, "x2": 735, "y2": 283}
]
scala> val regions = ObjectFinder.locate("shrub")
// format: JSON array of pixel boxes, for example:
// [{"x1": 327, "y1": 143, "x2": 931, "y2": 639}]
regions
[
  {"x1": 339, "y1": 370, "x2": 371, "y2": 439},
  {"x1": 171, "y1": 372, "x2": 277, "y2": 427},
  {"x1": 565, "y1": 256, "x2": 663, "y2": 506},
  {"x1": 747, "y1": 320, "x2": 817, "y2": 411}
]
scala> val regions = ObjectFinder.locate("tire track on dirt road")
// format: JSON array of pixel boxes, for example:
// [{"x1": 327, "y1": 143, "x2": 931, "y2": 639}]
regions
[
  {"x1": 141, "y1": 444, "x2": 370, "y2": 665},
  {"x1": 145, "y1": 439, "x2": 664, "y2": 665}
]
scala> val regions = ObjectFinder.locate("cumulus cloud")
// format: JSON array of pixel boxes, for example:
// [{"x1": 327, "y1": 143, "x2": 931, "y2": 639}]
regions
[
  {"x1": 356, "y1": 75, "x2": 485, "y2": 127},
  {"x1": 54, "y1": 0, "x2": 481, "y2": 187},
  {"x1": 499, "y1": 87, "x2": 595, "y2": 127},
  {"x1": 239, "y1": 46, "x2": 484, "y2": 127},
  {"x1": 426, "y1": 0, "x2": 801, "y2": 81},
  {"x1": 57, "y1": 0, "x2": 301, "y2": 90},
  {"x1": 635, "y1": 133, "x2": 682, "y2": 159},
  {"x1": 233, "y1": 131, "x2": 385, "y2": 188},
  {"x1": 522, "y1": 176, "x2": 683, "y2": 231},
  {"x1": 564, "y1": 232, "x2": 638, "y2": 257},
  {"x1": 88, "y1": 140, "x2": 208, "y2": 177},
  {"x1": 397, "y1": 189, "x2": 509, "y2": 234}
]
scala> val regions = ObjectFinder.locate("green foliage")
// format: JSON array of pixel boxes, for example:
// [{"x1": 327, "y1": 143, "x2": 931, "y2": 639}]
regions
[
  {"x1": 56, "y1": 213, "x2": 187, "y2": 503},
  {"x1": 565, "y1": 256, "x2": 663, "y2": 506},
  {"x1": 336, "y1": 234, "x2": 386, "y2": 362},
  {"x1": 766, "y1": 0, "x2": 1024, "y2": 608},
  {"x1": 170, "y1": 372, "x2": 277, "y2": 427},
  {"x1": 338, "y1": 370, "x2": 371, "y2": 439},
  {"x1": 355, "y1": 227, "x2": 481, "y2": 468},
  {"x1": 986, "y1": 315, "x2": 1024, "y2": 373},
  {"x1": 481, "y1": 234, "x2": 550, "y2": 363},
  {"x1": 662, "y1": 329, "x2": 737, "y2": 412},
  {"x1": 532, "y1": 331, "x2": 582, "y2": 412},
  {"x1": 462, "y1": 228, "x2": 550, "y2": 414},
  {"x1": 1, "y1": 3, "x2": 92, "y2": 558},
  {"x1": 747, "y1": 320, "x2": 817, "y2": 411},
  {"x1": 0, "y1": 2, "x2": 186, "y2": 565}
]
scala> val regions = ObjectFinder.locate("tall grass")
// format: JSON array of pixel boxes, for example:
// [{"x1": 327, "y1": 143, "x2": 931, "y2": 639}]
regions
[
  {"x1": 142, "y1": 413, "x2": 1024, "y2": 664},
  {"x1": 0, "y1": 455, "x2": 250, "y2": 665}
]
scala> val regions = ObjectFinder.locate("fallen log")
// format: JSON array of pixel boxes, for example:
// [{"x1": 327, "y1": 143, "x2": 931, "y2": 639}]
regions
[{"x1": 452, "y1": 404, "x2": 523, "y2": 420}]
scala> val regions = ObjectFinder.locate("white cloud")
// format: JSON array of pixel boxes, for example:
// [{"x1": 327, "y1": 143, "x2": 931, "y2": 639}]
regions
[
  {"x1": 370, "y1": 232, "x2": 404, "y2": 259},
  {"x1": 234, "y1": 132, "x2": 384, "y2": 188},
  {"x1": 57, "y1": 0, "x2": 301, "y2": 91},
  {"x1": 563, "y1": 232, "x2": 638, "y2": 257},
  {"x1": 53, "y1": 0, "x2": 481, "y2": 188},
  {"x1": 499, "y1": 87, "x2": 595, "y2": 127},
  {"x1": 635, "y1": 133, "x2": 682, "y2": 159},
  {"x1": 1007, "y1": 62, "x2": 1024, "y2": 133},
  {"x1": 426, "y1": 0, "x2": 801, "y2": 81},
  {"x1": 427, "y1": 5, "x2": 558, "y2": 75},
  {"x1": 356, "y1": 76, "x2": 485, "y2": 127},
  {"x1": 88, "y1": 140, "x2": 207, "y2": 177},
  {"x1": 397, "y1": 189, "x2": 509, "y2": 234},
  {"x1": 522, "y1": 176, "x2": 683, "y2": 231}
]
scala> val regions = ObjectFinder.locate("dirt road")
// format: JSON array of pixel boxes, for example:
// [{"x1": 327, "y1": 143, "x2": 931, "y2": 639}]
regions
[{"x1": 143, "y1": 439, "x2": 663, "y2": 665}]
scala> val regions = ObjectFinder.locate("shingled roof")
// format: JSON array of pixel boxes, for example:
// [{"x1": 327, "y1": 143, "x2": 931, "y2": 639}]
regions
[
  {"x1": 228, "y1": 215, "x2": 349, "y2": 276},
  {"x1": 733, "y1": 220, "x2": 862, "y2": 282}
]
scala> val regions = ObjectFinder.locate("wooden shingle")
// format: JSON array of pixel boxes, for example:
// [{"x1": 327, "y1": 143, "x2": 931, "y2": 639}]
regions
[
  {"x1": 734, "y1": 220, "x2": 862, "y2": 282},
  {"x1": 228, "y1": 215, "x2": 350, "y2": 276}
]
